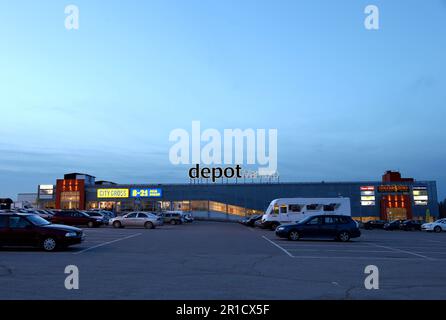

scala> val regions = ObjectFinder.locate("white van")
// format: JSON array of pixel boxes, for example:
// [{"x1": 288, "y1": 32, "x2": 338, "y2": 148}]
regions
[{"x1": 258, "y1": 197, "x2": 351, "y2": 230}]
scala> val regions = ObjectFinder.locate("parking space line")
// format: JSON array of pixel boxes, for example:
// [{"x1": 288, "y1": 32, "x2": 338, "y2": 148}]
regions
[
  {"x1": 74, "y1": 233, "x2": 142, "y2": 255},
  {"x1": 262, "y1": 236, "x2": 294, "y2": 258},
  {"x1": 366, "y1": 243, "x2": 435, "y2": 261}
]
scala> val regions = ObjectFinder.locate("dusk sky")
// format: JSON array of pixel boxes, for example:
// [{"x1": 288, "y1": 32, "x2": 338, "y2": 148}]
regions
[{"x1": 0, "y1": 0, "x2": 445, "y2": 200}]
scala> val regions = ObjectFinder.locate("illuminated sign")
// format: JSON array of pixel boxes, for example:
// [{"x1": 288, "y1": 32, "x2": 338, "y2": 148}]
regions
[
  {"x1": 378, "y1": 185, "x2": 409, "y2": 193},
  {"x1": 413, "y1": 186, "x2": 428, "y2": 206},
  {"x1": 61, "y1": 179, "x2": 81, "y2": 192},
  {"x1": 97, "y1": 189, "x2": 129, "y2": 198},
  {"x1": 360, "y1": 186, "x2": 376, "y2": 206},
  {"x1": 38, "y1": 185, "x2": 54, "y2": 199},
  {"x1": 130, "y1": 188, "x2": 162, "y2": 198}
]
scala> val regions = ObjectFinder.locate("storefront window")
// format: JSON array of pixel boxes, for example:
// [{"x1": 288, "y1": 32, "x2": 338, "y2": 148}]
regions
[
  {"x1": 141, "y1": 201, "x2": 156, "y2": 212},
  {"x1": 209, "y1": 201, "x2": 226, "y2": 213},
  {"x1": 246, "y1": 209, "x2": 264, "y2": 215},
  {"x1": 160, "y1": 201, "x2": 171, "y2": 211},
  {"x1": 228, "y1": 205, "x2": 245, "y2": 216},
  {"x1": 88, "y1": 202, "x2": 99, "y2": 209},
  {"x1": 173, "y1": 201, "x2": 191, "y2": 212},
  {"x1": 60, "y1": 191, "x2": 80, "y2": 209},
  {"x1": 191, "y1": 201, "x2": 209, "y2": 211}
]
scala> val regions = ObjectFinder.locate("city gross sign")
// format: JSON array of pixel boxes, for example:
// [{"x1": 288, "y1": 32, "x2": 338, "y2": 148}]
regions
[{"x1": 97, "y1": 189, "x2": 129, "y2": 198}]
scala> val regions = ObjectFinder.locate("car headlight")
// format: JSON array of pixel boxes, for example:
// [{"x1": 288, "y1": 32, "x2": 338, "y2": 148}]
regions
[
  {"x1": 96, "y1": 219, "x2": 102, "y2": 222},
  {"x1": 277, "y1": 227, "x2": 285, "y2": 231},
  {"x1": 65, "y1": 232, "x2": 77, "y2": 237}
]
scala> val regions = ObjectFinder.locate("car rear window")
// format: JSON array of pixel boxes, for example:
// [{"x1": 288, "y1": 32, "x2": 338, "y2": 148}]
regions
[
  {"x1": 337, "y1": 216, "x2": 351, "y2": 224},
  {"x1": 9, "y1": 216, "x2": 31, "y2": 228}
]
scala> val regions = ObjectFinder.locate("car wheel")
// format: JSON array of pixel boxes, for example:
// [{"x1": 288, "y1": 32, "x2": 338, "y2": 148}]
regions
[
  {"x1": 170, "y1": 220, "x2": 176, "y2": 225},
  {"x1": 42, "y1": 238, "x2": 57, "y2": 252},
  {"x1": 113, "y1": 221, "x2": 121, "y2": 228},
  {"x1": 144, "y1": 222, "x2": 154, "y2": 229},
  {"x1": 87, "y1": 221, "x2": 94, "y2": 228},
  {"x1": 434, "y1": 226, "x2": 442, "y2": 233},
  {"x1": 338, "y1": 231, "x2": 350, "y2": 242},
  {"x1": 288, "y1": 230, "x2": 300, "y2": 241}
]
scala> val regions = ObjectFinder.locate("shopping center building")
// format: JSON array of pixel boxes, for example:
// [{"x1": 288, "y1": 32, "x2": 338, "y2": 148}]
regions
[{"x1": 35, "y1": 171, "x2": 439, "y2": 222}]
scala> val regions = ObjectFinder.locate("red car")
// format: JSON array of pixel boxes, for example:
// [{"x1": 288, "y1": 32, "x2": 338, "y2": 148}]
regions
[
  {"x1": 0, "y1": 213, "x2": 84, "y2": 251},
  {"x1": 51, "y1": 210, "x2": 104, "y2": 228}
]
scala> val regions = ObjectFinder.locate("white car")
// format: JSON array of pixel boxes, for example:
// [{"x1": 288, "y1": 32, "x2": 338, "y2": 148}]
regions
[
  {"x1": 109, "y1": 212, "x2": 163, "y2": 229},
  {"x1": 421, "y1": 219, "x2": 446, "y2": 233}
]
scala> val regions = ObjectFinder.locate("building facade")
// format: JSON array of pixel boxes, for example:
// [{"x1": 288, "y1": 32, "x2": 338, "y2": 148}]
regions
[{"x1": 36, "y1": 171, "x2": 439, "y2": 222}]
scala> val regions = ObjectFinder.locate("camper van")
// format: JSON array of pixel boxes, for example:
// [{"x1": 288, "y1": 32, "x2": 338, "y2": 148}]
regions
[{"x1": 258, "y1": 197, "x2": 351, "y2": 230}]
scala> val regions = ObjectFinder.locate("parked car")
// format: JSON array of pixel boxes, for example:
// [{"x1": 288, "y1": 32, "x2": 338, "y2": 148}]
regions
[
  {"x1": 26, "y1": 210, "x2": 54, "y2": 221},
  {"x1": 363, "y1": 220, "x2": 386, "y2": 230},
  {"x1": 110, "y1": 212, "x2": 163, "y2": 229},
  {"x1": 83, "y1": 211, "x2": 109, "y2": 225},
  {"x1": 275, "y1": 215, "x2": 361, "y2": 242},
  {"x1": 181, "y1": 212, "x2": 194, "y2": 223},
  {"x1": 240, "y1": 215, "x2": 262, "y2": 227},
  {"x1": 422, "y1": 219, "x2": 446, "y2": 233},
  {"x1": 383, "y1": 220, "x2": 405, "y2": 231},
  {"x1": 400, "y1": 220, "x2": 423, "y2": 231},
  {"x1": 255, "y1": 219, "x2": 269, "y2": 229},
  {"x1": 0, "y1": 213, "x2": 84, "y2": 251},
  {"x1": 51, "y1": 210, "x2": 104, "y2": 228},
  {"x1": 161, "y1": 212, "x2": 183, "y2": 225},
  {"x1": 99, "y1": 210, "x2": 116, "y2": 219}
]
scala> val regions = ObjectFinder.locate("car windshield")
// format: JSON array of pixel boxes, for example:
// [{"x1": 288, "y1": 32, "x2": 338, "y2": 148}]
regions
[
  {"x1": 297, "y1": 216, "x2": 313, "y2": 224},
  {"x1": 27, "y1": 215, "x2": 51, "y2": 226}
]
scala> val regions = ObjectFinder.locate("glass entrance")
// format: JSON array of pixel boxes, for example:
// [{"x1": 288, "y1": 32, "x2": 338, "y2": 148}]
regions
[{"x1": 381, "y1": 195, "x2": 412, "y2": 220}]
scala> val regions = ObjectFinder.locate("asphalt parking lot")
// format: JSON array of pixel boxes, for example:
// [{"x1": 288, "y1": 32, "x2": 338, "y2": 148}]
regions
[{"x1": 1, "y1": 221, "x2": 446, "y2": 300}]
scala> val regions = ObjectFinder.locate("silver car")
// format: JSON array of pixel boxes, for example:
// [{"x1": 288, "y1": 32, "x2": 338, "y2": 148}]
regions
[{"x1": 110, "y1": 212, "x2": 163, "y2": 229}]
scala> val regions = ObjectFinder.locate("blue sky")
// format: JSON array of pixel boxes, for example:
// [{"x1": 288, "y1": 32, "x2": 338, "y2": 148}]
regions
[{"x1": 0, "y1": 0, "x2": 445, "y2": 200}]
